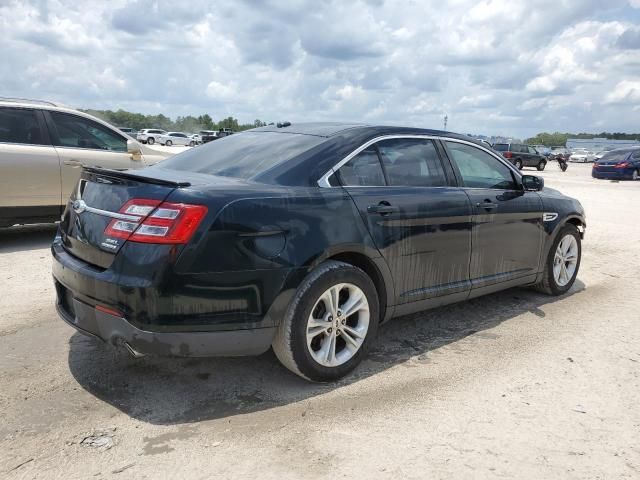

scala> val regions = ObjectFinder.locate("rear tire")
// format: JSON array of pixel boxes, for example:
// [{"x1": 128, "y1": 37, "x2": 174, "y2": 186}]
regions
[
  {"x1": 537, "y1": 161, "x2": 546, "y2": 171},
  {"x1": 534, "y1": 224, "x2": 581, "y2": 296},
  {"x1": 272, "y1": 260, "x2": 379, "y2": 382},
  {"x1": 633, "y1": 169, "x2": 639, "y2": 180},
  {"x1": 147, "y1": 137, "x2": 155, "y2": 145},
  {"x1": 515, "y1": 159, "x2": 523, "y2": 169}
]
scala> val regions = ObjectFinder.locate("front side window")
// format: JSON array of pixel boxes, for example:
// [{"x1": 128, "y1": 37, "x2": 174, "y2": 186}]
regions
[
  {"x1": 49, "y1": 112, "x2": 126, "y2": 152},
  {"x1": 338, "y1": 147, "x2": 386, "y2": 186},
  {"x1": 0, "y1": 107, "x2": 46, "y2": 145},
  {"x1": 446, "y1": 141, "x2": 517, "y2": 190},
  {"x1": 376, "y1": 138, "x2": 447, "y2": 187}
]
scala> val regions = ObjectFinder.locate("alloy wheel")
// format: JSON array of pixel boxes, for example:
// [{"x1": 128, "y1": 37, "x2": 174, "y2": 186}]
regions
[
  {"x1": 306, "y1": 283, "x2": 370, "y2": 367},
  {"x1": 553, "y1": 234, "x2": 579, "y2": 287}
]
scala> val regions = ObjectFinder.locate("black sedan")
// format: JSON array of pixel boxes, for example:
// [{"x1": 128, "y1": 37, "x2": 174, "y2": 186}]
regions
[{"x1": 52, "y1": 123, "x2": 586, "y2": 381}]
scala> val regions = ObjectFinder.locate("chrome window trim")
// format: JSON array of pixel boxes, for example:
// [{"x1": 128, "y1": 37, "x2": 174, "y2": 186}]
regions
[
  {"x1": 0, "y1": 141, "x2": 53, "y2": 148},
  {"x1": 317, "y1": 134, "x2": 522, "y2": 188}
]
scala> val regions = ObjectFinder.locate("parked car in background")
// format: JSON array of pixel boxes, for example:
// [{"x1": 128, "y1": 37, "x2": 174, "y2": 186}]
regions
[
  {"x1": 594, "y1": 150, "x2": 610, "y2": 161},
  {"x1": 492, "y1": 143, "x2": 547, "y2": 170},
  {"x1": 549, "y1": 146, "x2": 571, "y2": 162},
  {"x1": 0, "y1": 98, "x2": 170, "y2": 227},
  {"x1": 569, "y1": 149, "x2": 596, "y2": 163},
  {"x1": 592, "y1": 148, "x2": 640, "y2": 180},
  {"x1": 136, "y1": 129, "x2": 167, "y2": 145},
  {"x1": 189, "y1": 133, "x2": 202, "y2": 145},
  {"x1": 118, "y1": 127, "x2": 137, "y2": 136},
  {"x1": 52, "y1": 123, "x2": 585, "y2": 381},
  {"x1": 533, "y1": 145, "x2": 551, "y2": 157},
  {"x1": 199, "y1": 130, "x2": 218, "y2": 143},
  {"x1": 159, "y1": 132, "x2": 195, "y2": 147}
]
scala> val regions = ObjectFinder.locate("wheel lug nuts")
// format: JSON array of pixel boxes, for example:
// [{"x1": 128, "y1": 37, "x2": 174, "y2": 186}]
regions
[{"x1": 341, "y1": 319, "x2": 346, "y2": 324}]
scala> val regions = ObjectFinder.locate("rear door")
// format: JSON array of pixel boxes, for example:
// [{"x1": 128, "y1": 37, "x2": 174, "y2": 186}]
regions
[
  {"x1": 44, "y1": 110, "x2": 143, "y2": 200},
  {"x1": 337, "y1": 137, "x2": 472, "y2": 304},
  {"x1": 443, "y1": 140, "x2": 543, "y2": 293},
  {"x1": 0, "y1": 106, "x2": 62, "y2": 215}
]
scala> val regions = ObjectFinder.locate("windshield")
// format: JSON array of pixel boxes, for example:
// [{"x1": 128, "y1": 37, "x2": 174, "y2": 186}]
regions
[
  {"x1": 158, "y1": 131, "x2": 326, "y2": 179},
  {"x1": 492, "y1": 144, "x2": 508, "y2": 151},
  {"x1": 600, "y1": 150, "x2": 631, "y2": 162}
]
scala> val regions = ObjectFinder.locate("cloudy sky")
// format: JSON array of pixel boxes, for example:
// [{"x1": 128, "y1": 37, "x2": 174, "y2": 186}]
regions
[{"x1": 1, "y1": 0, "x2": 640, "y2": 138}]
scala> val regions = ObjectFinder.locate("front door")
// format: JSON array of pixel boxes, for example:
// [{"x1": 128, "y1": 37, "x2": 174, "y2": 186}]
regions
[
  {"x1": 443, "y1": 140, "x2": 543, "y2": 291},
  {"x1": 338, "y1": 137, "x2": 473, "y2": 304},
  {"x1": 43, "y1": 110, "x2": 141, "y2": 200}
]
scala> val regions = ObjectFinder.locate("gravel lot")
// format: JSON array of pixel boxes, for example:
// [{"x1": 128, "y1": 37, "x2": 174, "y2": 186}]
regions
[{"x1": 1, "y1": 163, "x2": 638, "y2": 479}]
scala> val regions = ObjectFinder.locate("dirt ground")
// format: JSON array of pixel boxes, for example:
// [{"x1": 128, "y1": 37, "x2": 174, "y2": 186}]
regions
[{"x1": 1, "y1": 163, "x2": 638, "y2": 479}]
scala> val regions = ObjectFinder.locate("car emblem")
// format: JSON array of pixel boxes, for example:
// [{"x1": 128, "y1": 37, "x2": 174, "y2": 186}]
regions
[{"x1": 73, "y1": 199, "x2": 87, "y2": 214}]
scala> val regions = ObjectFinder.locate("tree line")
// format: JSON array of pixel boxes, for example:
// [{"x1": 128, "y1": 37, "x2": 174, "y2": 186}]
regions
[
  {"x1": 80, "y1": 109, "x2": 269, "y2": 133},
  {"x1": 526, "y1": 131, "x2": 640, "y2": 146}
]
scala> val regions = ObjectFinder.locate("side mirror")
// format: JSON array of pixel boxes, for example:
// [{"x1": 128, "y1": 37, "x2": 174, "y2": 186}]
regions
[
  {"x1": 127, "y1": 139, "x2": 142, "y2": 160},
  {"x1": 522, "y1": 175, "x2": 544, "y2": 191}
]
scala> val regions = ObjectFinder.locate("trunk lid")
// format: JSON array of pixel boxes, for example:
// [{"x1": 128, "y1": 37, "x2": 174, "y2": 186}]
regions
[{"x1": 59, "y1": 168, "x2": 203, "y2": 269}]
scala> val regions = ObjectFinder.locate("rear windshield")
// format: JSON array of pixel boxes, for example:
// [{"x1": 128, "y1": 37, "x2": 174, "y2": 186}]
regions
[
  {"x1": 492, "y1": 144, "x2": 508, "y2": 151},
  {"x1": 158, "y1": 131, "x2": 326, "y2": 179},
  {"x1": 600, "y1": 150, "x2": 631, "y2": 162}
]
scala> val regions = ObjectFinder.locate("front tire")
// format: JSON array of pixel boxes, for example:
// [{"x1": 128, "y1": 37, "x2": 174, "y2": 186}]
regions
[
  {"x1": 534, "y1": 224, "x2": 581, "y2": 296},
  {"x1": 537, "y1": 160, "x2": 546, "y2": 171},
  {"x1": 272, "y1": 261, "x2": 379, "y2": 382},
  {"x1": 633, "y1": 169, "x2": 639, "y2": 180},
  {"x1": 165, "y1": 140, "x2": 172, "y2": 146},
  {"x1": 147, "y1": 137, "x2": 155, "y2": 145},
  {"x1": 189, "y1": 141, "x2": 195, "y2": 147},
  {"x1": 515, "y1": 159, "x2": 523, "y2": 170}
]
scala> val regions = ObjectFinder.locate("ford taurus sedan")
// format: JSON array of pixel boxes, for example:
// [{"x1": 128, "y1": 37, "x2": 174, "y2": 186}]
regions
[{"x1": 52, "y1": 123, "x2": 586, "y2": 381}]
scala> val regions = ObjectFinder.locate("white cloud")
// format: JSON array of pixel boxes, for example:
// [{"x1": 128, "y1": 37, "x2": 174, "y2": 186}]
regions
[{"x1": 0, "y1": 0, "x2": 638, "y2": 137}]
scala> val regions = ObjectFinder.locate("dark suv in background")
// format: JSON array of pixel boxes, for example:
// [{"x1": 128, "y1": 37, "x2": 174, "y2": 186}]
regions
[{"x1": 493, "y1": 143, "x2": 547, "y2": 171}]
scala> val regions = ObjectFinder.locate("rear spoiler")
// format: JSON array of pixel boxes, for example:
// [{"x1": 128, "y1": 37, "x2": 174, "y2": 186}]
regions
[{"x1": 83, "y1": 166, "x2": 191, "y2": 188}]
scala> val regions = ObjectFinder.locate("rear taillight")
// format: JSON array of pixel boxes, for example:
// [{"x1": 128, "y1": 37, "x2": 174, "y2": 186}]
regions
[
  {"x1": 614, "y1": 162, "x2": 630, "y2": 169},
  {"x1": 104, "y1": 199, "x2": 207, "y2": 244},
  {"x1": 503, "y1": 151, "x2": 512, "y2": 158}
]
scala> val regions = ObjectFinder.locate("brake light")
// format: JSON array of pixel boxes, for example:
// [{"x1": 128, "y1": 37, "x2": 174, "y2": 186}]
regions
[
  {"x1": 104, "y1": 199, "x2": 207, "y2": 244},
  {"x1": 503, "y1": 151, "x2": 512, "y2": 158},
  {"x1": 614, "y1": 162, "x2": 630, "y2": 169}
]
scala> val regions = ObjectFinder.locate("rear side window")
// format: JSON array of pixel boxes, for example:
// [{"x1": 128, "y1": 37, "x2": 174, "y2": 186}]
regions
[
  {"x1": 338, "y1": 147, "x2": 385, "y2": 186},
  {"x1": 159, "y1": 131, "x2": 326, "y2": 179},
  {"x1": 446, "y1": 141, "x2": 517, "y2": 190},
  {"x1": 49, "y1": 112, "x2": 127, "y2": 152},
  {"x1": 601, "y1": 150, "x2": 632, "y2": 162},
  {"x1": 0, "y1": 107, "x2": 47, "y2": 145},
  {"x1": 376, "y1": 138, "x2": 447, "y2": 187},
  {"x1": 632, "y1": 150, "x2": 640, "y2": 159},
  {"x1": 492, "y1": 144, "x2": 508, "y2": 152}
]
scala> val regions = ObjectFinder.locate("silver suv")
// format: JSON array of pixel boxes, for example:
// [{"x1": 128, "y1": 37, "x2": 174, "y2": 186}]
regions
[
  {"x1": 0, "y1": 98, "x2": 170, "y2": 227},
  {"x1": 136, "y1": 128, "x2": 167, "y2": 145}
]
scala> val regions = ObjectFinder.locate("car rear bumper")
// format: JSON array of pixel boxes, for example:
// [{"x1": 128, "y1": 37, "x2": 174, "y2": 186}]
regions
[
  {"x1": 592, "y1": 169, "x2": 634, "y2": 179},
  {"x1": 55, "y1": 281, "x2": 277, "y2": 357}
]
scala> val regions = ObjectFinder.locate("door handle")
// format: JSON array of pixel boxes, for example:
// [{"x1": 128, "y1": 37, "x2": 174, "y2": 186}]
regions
[
  {"x1": 63, "y1": 159, "x2": 83, "y2": 167},
  {"x1": 476, "y1": 200, "x2": 498, "y2": 211},
  {"x1": 367, "y1": 202, "x2": 399, "y2": 215}
]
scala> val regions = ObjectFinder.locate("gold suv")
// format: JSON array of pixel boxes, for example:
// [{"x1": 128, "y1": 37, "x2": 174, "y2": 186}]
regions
[{"x1": 0, "y1": 98, "x2": 170, "y2": 227}]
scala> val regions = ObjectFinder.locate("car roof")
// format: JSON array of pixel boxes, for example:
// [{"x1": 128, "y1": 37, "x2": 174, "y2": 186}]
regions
[{"x1": 250, "y1": 122, "x2": 481, "y2": 143}]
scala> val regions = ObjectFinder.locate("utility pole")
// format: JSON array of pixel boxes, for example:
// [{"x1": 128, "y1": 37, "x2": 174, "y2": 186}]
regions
[{"x1": 443, "y1": 114, "x2": 448, "y2": 131}]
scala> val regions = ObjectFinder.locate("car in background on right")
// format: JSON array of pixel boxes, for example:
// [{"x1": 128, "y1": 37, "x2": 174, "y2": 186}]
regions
[{"x1": 592, "y1": 148, "x2": 640, "y2": 180}]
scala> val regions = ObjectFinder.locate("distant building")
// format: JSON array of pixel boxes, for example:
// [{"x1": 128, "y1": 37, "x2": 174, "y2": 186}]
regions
[{"x1": 566, "y1": 138, "x2": 640, "y2": 152}]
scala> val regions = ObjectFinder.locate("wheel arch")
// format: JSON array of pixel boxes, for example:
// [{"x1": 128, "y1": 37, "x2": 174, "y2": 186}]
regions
[{"x1": 307, "y1": 246, "x2": 394, "y2": 323}]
